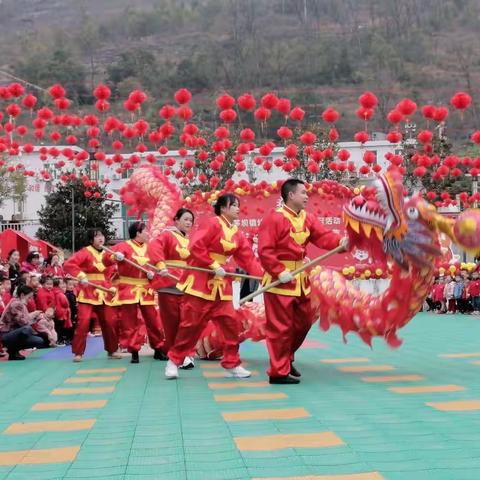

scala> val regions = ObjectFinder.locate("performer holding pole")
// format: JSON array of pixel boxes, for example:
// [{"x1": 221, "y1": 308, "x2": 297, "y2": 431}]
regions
[
  {"x1": 258, "y1": 179, "x2": 348, "y2": 384},
  {"x1": 165, "y1": 194, "x2": 263, "y2": 380},
  {"x1": 63, "y1": 229, "x2": 121, "y2": 363},
  {"x1": 109, "y1": 221, "x2": 167, "y2": 364},
  {"x1": 148, "y1": 208, "x2": 195, "y2": 369}
]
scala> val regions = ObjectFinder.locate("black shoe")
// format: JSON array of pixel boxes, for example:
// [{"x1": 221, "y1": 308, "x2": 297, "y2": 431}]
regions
[
  {"x1": 153, "y1": 349, "x2": 168, "y2": 361},
  {"x1": 8, "y1": 352, "x2": 25, "y2": 361},
  {"x1": 290, "y1": 363, "x2": 301, "y2": 377},
  {"x1": 269, "y1": 375, "x2": 300, "y2": 384},
  {"x1": 131, "y1": 352, "x2": 139, "y2": 364},
  {"x1": 180, "y1": 361, "x2": 194, "y2": 370}
]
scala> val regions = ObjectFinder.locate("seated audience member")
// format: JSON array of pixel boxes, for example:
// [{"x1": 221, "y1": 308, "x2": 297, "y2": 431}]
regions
[
  {"x1": 0, "y1": 285, "x2": 46, "y2": 360},
  {"x1": 32, "y1": 307, "x2": 58, "y2": 347}
]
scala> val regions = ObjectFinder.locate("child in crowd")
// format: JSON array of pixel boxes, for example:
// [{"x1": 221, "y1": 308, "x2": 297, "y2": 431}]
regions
[
  {"x1": 454, "y1": 275, "x2": 466, "y2": 313},
  {"x1": 444, "y1": 276, "x2": 456, "y2": 314},
  {"x1": 36, "y1": 275, "x2": 55, "y2": 312},
  {"x1": 468, "y1": 272, "x2": 480, "y2": 314},
  {"x1": 52, "y1": 278, "x2": 72, "y2": 346},
  {"x1": 431, "y1": 277, "x2": 446, "y2": 313}
]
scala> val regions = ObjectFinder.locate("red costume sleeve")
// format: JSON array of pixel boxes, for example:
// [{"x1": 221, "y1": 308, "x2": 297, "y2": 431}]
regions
[
  {"x1": 258, "y1": 214, "x2": 285, "y2": 277},
  {"x1": 307, "y1": 213, "x2": 342, "y2": 251},
  {"x1": 188, "y1": 219, "x2": 220, "y2": 269},
  {"x1": 63, "y1": 250, "x2": 87, "y2": 279},
  {"x1": 147, "y1": 233, "x2": 169, "y2": 269},
  {"x1": 233, "y1": 233, "x2": 263, "y2": 278}
]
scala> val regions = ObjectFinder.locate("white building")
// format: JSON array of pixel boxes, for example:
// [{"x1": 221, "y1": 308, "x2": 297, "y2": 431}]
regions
[{"x1": 0, "y1": 139, "x2": 403, "y2": 240}]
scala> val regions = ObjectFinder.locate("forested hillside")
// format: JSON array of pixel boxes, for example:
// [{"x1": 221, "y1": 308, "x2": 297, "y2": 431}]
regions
[{"x1": 1, "y1": 0, "x2": 479, "y2": 140}]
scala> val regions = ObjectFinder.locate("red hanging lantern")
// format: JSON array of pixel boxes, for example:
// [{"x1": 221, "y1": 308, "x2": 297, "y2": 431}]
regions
[
  {"x1": 21, "y1": 94, "x2": 37, "y2": 110},
  {"x1": 289, "y1": 107, "x2": 305, "y2": 122},
  {"x1": 396, "y1": 98, "x2": 417, "y2": 117},
  {"x1": 237, "y1": 93, "x2": 256, "y2": 111},
  {"x1": 433, "y1": 106, "x2": 449, "y2": 122},
  {"x1": 48, "y1": 84, "x2": 66, "y2": 99},
  {"x1": 356, "y1": 107, "x2": 374, "y2": 121},
  {"x1": 358, "y1": 91, "x2": 378, "y2": 109},
  {"x1": 387, "y1": 110, "x2": 404, "y2": 124},
  {"x1": 216, "y1": 94, "x2": 235, "y2": 110},
  {"x1": 177, "y1": 105, "x2": 193, "y2": 121},
  {"x1": 8, "y1": 83, "x2": 25, "y2": 97},
  {"x1": 322, "y1": 107, "x2": 339, "y2": 124},
  {"x1": 219, "y1": 109, "x2": 237, "y2": 123},
  {"x1": 450, "y1": 91, "x2": 472, "y2": 110},
  {"x1": 276, "y1": 98, "x2": 291, "y2": 116},
  {"x1": 417, "y1": 130, "x2": 433, "y2": 144},
  {"x1": 93, "y1": 84, "x2": 111, "y2": 100},
  {"x1": 261, "y1": 92, "x2": 278, "y2": 109},
  {"x1": 354, "y1": 131, "x2": 369, "y2": 144},
  {"x1": 174, "y1": 88, "x2": 192, "y2": 105},
  {"x1": 254, "y1": 107, "x2": 271, "y2": 122}
]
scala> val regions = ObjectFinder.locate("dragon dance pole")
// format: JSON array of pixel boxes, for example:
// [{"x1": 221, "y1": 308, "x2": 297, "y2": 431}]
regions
[
  {"x1": 102, "y1": 246, "x2": 180, "y2": 282},
  {"x1": 66, "y1": 275, "x2": 116, "y2": 295},
  {"x1": 165, "y1": 262, "x2": 262, "y2": 282},
  {"x1": 239, "y1": 244, "x2": 344, "y2": 306}
]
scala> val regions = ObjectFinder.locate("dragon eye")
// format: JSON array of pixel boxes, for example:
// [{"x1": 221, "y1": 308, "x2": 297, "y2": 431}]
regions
[{"x1": 406, "y1": 207, "x2": 419, "y2": 219}]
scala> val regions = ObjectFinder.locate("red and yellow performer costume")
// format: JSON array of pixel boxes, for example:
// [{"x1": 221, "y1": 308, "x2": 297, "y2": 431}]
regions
[
  {"x1": 113, "y1": 240, "x2": 165, "y2": 353},
  {"x1": 148, "y1": 228, "x2": 190, "y2": 353},
  {"x1": 168, "y1": 216, "x2": 263, "y2": 368},
  {"x1": 258, "y1": 205, "x2": 341, "y2": 378},
  {"x1": 63, "y1": 246, "x2": 119, "y2": 356}
]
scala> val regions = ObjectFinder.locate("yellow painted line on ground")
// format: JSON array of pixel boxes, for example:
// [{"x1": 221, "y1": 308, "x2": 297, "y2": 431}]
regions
[
  {"x1": 5, "y1": 419, "x2": 96, "y2": 434},
  {"x1": 469, "y1": 360, "x2": 480, "y2": 365},
  {"x1": 0, "y1": 446, "x2": 80, "y2": 465},
  {"x1": 64, "y1": 376, "x2": 121, "y2": 384},
  {"x1": 251, "y1": 473, "x2": 384, "y2": 480},
  {"x1": 203, "y1": 370, "x2": 259, "y2": 378},
  {"x1": 51, "y1": 386, "x2": 115, "y2": 395},
  {"x1": 214, "y1": 392, "x2": 287, "y2": 402},
  {"x1": 208, "y1": 381, "x2": 269, "y2": 389},
  {"x1": 320, "y1": 358, "x2": 370, "y2": 364},
  {"x1": 222, "y1": 407, "x2": 310, "y2": 422},
  {"x1": 389, "y1": 385, "x2": 465, "y2": 394},
  {"x1": 361, "y1": 375, "x2": 424, "y2": 383},
  {"x1": 76, "y1": 368, "x2": 126, "y2": 374},
  {"x1": 32, "y1": 400, "x2": 107, "y2": 411},
  {"x1": 439, "y1": 352, "x2": 480, "y2": 359},
  {"x1": 426, "y1": 400, "x2": 480, "y2": 411},
  {"x1": 200, "y1": 362, "x2": 249, "y2": 369},
  {"x1": 235, "y1": 432, "x2": 344, "y2": 451},
  {"x1": 337, "y1": 365, "x2": 395, "y2": 373}
]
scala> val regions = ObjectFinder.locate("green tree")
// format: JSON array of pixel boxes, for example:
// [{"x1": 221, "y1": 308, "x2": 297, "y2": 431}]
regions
[
  {"x1": 0, "y1": 167, "x2": 27, "y2": 210},
  {"x1": 15, "y1": 48, "x2": 89, "y2": 102},
  {"x1": 37, "y1": 177, "x2": 118, "y2": 251}
]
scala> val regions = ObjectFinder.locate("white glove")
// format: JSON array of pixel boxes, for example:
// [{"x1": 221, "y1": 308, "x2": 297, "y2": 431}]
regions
[
  {"x1": 339, "y1": 237, "x2": 349, "y2": 251},
  {"x1": 79, "y1": 278, "x2": 88, "y2": 285},
  {"x1": 159, "y1": 269, "x2": 170, "y2": 277},
  {"x1": 146, "y1": 270, "x2": 154, "y2": 280},
  {"x1": 278, "y1": 271, "x2": 293, "y2": 284},
  {"x1": 214, "y1": 267, "x2": 226, "y2": 277},
  {"x1": 114, "y1": 252, "x2": 125, "y2": 262}
]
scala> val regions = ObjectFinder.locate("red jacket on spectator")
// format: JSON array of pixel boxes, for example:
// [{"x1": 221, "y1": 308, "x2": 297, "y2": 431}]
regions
[
  {"x1": 432, "y1": 283, "x2": 445, "y2": 302},
  {"x1": 53, "y1": 286, "x2": 72, "y2": 328},
  {"x1": 44, "y1": 265, "x2": 65, "y2": 278},
  {"x1": 467, "y1": 279, "x2": 480, "y2": 297},
  {"x1": 36, "y1": 286, "x2": 55, "y2": 312}
]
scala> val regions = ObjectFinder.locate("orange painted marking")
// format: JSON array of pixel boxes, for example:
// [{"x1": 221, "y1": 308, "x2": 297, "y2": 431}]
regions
[
  {"x1": 0, "y1": 446, "x2": 80, "y2": 465},
  {"x1": 222, "y1": 407, "x2": 310, "y2": 422},
  {"x1": 5, "y1": 419, "x2": 95, "y2": 434},
  {"x1": 214, "y1": 393, "x2": 287, "y2": 402},
  {"x1": 64, "y1": 376, "x2": 121, "y2": 383},
  {"x1": 337, "y1": 365, "x2": 395, "y2": 373},
  {"x1": 203, "y1": 370, "x2": 259, "y2": 378},
  {"x1": 427, "y1": 400, "x2": 480, "y2": 411},
  {"x1": 361, "y1": 375, "x2": 424, "y2": 383},
  {"x1": 52, "y1": 386, "x2": 115, "y2": 395},
  {"x1": 389, "y1": 385, "x2": 465, "y2": 394},
  {"x1": 208, "y1": 381, "x2": 269, "y2": 389},
  {"x1": 200, "y1": 362, "x2": 248, "y2": 369},
  {"x1": 76, "y1": 368, "x2": 126, "y2": 374},
  {"x1": 320, "y1": 358, "x2": 370, "y2": 364},
  {"x1": 235, "y1": 432, "x2": 343, "y2": 451},
  {"x1": 32, "y1": 400, "x2": 107, "y2": 411},
  {"x1": 439, "y1": 352, "x2": 480, "y2": 359},
  {"x1": 251, "y1": 473, "x2": 384, "y2": 480}
]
